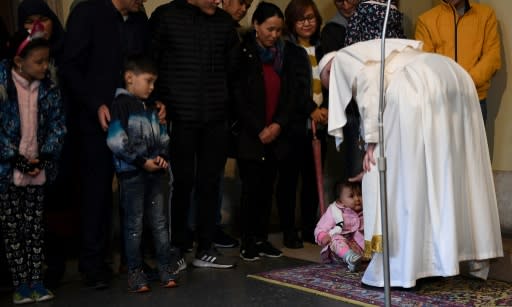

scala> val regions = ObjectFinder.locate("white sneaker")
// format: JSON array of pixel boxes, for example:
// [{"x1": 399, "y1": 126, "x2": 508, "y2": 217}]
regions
[{"x1": 192, "y1": 248, "x2": 236, "y2": 269}]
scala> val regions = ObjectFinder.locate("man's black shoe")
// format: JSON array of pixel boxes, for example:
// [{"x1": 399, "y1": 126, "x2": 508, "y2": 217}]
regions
[
  {"x1": 283, "y1": 230, "x2": 303, "y2": 249},
  {"x1": 213, "y1": 227, "x2": 239, "y2": 248},
  {"x1": 82, "y1": 271, "x2": 109, "y2": 290}
]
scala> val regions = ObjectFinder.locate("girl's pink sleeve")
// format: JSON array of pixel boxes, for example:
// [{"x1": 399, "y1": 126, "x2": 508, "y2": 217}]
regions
[{"x1": 314, "y1": 205, "x2": 336, "y2": 244}]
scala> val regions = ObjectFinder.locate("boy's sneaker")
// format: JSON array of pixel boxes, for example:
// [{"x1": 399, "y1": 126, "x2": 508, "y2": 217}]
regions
[
  {"x1": 12, "y1": 283, "x2": 34, "y2": 305},
  {"x1": 240, "y1": 243, "x2": 260, "y2": 261},
  {"x1": 127, "y1": 269, "x2": 150, "y2": 293},
  {"x1": 343, "y1": 249, "x2": 362, "y2": 272},
  {"x1": 159, "y1": 266, "x2": 178, "y2": 288},
  {"x1": 30, "y1": 282, "x2": 54, "y2": 302},
  {"x1": 213, "y1": 227, "x2": 239, "y2": 248},
  {"x1": 142, "y1": 262, "x2": 160, "y2": 281},
  {"x1": 192, "y1": 247, "x2": 236, "y2": 269},
  {"x1": 256, "y1": 241, "x2": 283, "y2": 258}
]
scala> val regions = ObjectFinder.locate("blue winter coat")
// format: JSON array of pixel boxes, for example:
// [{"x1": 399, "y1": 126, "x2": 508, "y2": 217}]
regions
[{"x1": 0, "y1": 59, "x2": 66, "y2": 192}]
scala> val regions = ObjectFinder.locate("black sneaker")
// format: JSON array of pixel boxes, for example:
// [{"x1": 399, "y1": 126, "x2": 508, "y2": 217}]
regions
[
  {"x1": 240, "y1": 243, "x2": 260, "y2": 261},
  {"x1": 192, "y1": 247, "x2": 236, "y2": 269},
  {"x1": 169, "y1": 249, "x2": 187, "y2": 275},
  {"x1": 213, "y1": 227, "x2": 239, "y2": 248},
  {"x1": 256, "y1": 241, "x2": 283, "y2": 258}
]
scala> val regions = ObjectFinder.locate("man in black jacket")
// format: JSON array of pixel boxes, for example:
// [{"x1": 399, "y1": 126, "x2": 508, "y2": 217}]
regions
[
  {"x1": 149, "y1": 0, "x2": 239, "y2": 269},
  {"x1": 61, "y1": 0, "x2": 164, "y2": 289}
]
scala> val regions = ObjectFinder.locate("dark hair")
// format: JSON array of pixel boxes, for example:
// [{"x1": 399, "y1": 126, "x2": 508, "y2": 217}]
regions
[
  {"x1": 251, "y1": 1, "x2": 284, "y2": 25},
  {"x1": 285, "y1": 0, "x2": 322, "y2": 43},
  {"x1": 123, "y1": 54, "x2": 158, "y2": 76},
  {"x1": 334, "y1": 180, "x2": 361, "y2": 199},
  {"x1": 0, "y1": 17, "x2": 8, "y2": 59},
  {"x1": 7, "y1": 29, "x2": 50, "y2": 59},
  {"x1": 17, "y1": 0, "x2": 65, "y2": 63}
]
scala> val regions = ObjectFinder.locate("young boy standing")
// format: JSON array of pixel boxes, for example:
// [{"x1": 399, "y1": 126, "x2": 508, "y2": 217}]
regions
[{"x1": 107, "y1": 54, "x2": 177, "y2": 292}]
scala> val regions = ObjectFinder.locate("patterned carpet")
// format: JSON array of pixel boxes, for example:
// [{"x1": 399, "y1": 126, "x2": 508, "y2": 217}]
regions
[{"x1": 248, "y1": 263, "x2": 512, "y2": 306}]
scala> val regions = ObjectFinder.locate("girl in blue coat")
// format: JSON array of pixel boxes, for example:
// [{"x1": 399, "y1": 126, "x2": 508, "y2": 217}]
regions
[{"x1": 0, "y1": 25, "x2": 66, "y2": 304}]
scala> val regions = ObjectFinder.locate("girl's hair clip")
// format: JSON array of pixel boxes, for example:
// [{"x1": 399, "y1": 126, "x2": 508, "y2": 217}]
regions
[{"x1": 15, "y1": 20, "x2": 46, "y2": 57}]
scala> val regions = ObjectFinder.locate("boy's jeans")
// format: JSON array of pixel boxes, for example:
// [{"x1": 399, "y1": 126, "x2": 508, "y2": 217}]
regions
[{"x1": 119, "y1": 171, "x2": 170, "y2": 272}]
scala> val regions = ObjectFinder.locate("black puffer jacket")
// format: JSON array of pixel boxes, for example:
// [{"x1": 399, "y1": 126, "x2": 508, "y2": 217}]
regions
[
  {"x1": 148, "y1": 0, "x2": 239, "y2": 123},
  {"x1": 234, "y1": 32, "x2": 310, "y2": 161}
]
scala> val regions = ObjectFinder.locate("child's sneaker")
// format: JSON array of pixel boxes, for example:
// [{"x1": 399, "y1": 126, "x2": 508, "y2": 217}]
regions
[
  {"x1": 13, "y1": 283, "x2": 34, "y2": 305},
  {"x1": 127, "y1": 269, "x2": 150, "y2": 293},
  {"x1": 343, "y1": 249, "x2": 362, "y2": 272},
  {"x1": 159, "y1": 266, "x2": 178, "y2": 288},
  {"x1": 31, "y1": 282, "x2": 54, "y2": 302}
]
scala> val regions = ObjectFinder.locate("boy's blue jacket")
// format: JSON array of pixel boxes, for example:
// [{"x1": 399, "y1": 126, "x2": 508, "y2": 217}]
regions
[{"x1": 107, "y1": 88, "x2": 170, "y2": 176}]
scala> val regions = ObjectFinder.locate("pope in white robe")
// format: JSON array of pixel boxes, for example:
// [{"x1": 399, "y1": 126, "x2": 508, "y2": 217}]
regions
[{"x1": 319, "y1": 39, "x2": 503, "y2": 288}]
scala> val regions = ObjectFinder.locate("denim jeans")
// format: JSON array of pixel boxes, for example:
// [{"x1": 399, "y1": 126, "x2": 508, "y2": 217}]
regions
[{"x1": 119, "y1": 171, "x2": 170, "y2": 272}]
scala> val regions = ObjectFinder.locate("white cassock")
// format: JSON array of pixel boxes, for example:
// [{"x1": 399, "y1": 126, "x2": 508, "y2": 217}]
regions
[{"x1": 327, "y1": 39, "x2": 503, "y2": 288}]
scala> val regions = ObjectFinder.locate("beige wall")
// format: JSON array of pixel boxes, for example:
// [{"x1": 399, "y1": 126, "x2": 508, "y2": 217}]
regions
[
  {"x1": 481, "y1": 0, "x2": 512, "y2": 170},
  {"x1": 59, "y1": 0, "x2": 511, "y2": 170}
]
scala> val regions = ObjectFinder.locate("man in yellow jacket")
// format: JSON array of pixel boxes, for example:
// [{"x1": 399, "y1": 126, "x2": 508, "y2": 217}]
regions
[{"x1": 415, "y1": 0, "x2": 501, "y2": 123}]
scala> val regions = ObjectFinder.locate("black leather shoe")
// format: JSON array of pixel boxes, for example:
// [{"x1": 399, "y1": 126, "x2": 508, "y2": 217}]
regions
[
  {"x1": 283, "y1": 231, "x2": 303, "y2": 249},
  {"x1": 43, "y1": 265, "x2": 65, "y2": 290},
  {"x1": 82, "y1": 271, "x2": 109, "y2": 290},
  {"x1": 301, "y1": 230, "x2": 316, "y2": 244}
]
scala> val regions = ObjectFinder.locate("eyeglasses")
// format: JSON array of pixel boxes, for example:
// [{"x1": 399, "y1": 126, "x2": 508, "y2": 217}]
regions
[
  {"x1": 335, "y1": 0, "x2": 359, "y2": 5},
  {"x1": 297, "y1": 14, "x2": 316, "y2": 26}
]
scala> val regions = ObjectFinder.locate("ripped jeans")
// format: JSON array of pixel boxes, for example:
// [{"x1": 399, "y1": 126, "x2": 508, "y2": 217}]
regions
[{"x1": 119, "y1": 171, "x2": 170, "y2": 272}]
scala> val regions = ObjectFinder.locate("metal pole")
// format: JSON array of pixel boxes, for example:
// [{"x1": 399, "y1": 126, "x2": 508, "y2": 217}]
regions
[{"x1": 378, "y1": 1, "x2": 392, "y2": 306}]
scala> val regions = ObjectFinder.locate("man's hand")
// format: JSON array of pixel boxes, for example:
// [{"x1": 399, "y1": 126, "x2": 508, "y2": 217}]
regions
[
  {"x1": 258, "y1": 123, "x2": 281, "y2": 144},
  {"x1": 348, "y1": 171, "x2": 364, "y2": 182},
  {"x1": 363, "y1": 143, "x2": 377, "y2": 172},
  {"x1": 97, "y1": 104, "x2": 111, "y2": 131},
  {"x1": 155, "y1": 101, "x2": 166, "y2": 124}
]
